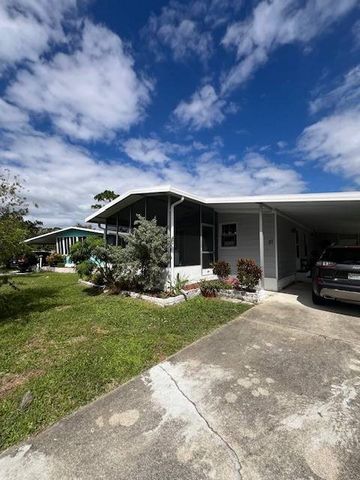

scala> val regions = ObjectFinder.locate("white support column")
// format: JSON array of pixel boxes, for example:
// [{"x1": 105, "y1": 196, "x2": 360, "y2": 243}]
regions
[
  {"x1": 274, "y1": 210, "x2": 279, "y2": 284},
  {"x1": 259, "y1": 204, "x2": 265, "y2": 289},
  {"x1": 170, "y1": 196, "x2": 184, "y2": 283},
  {"x1": 62, "y1": 238, "x2": 66, "y2": 255},
  {"x1": 104, "y1": 220, "x2": 108, "y2": 245},
  {"x1": 55, "y1": 237, "x2": 59, "y2": 254}
]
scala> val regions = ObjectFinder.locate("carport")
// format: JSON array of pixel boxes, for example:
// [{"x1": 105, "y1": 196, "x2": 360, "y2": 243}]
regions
[{"x1": 209, "y1": 191, "x2": 360, "y2": 291}]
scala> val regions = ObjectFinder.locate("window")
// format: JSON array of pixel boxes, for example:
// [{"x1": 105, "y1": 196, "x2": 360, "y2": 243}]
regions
[{"x1": 221, "y1": 223, "x2": 237, "y2": 247}]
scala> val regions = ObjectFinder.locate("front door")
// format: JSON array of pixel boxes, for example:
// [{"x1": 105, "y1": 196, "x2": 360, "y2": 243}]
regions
[{"x1": 202, "y1": 224, "x2": 214, "y2": 275}]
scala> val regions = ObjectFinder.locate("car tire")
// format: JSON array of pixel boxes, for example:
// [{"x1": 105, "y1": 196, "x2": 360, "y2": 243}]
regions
[{"x1": 312, "y1": 291, "x2": 325, "y2": 305}]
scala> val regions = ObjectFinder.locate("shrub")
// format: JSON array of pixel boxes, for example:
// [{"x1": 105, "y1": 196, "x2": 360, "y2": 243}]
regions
[
  {"x1": 46, "y1": 252, "x2": 64, "y2": 267},
  {"x1": 236, "y1": 258, "x2": 262, "y2": 291},
  {"x1": 56, "y1": 262, "x2": 65, "y2": 268},
  {"x1": 212, "y1": 260, "x2": 231, "y2": 279},
  {"x1": 76, "y1": 260, "x2": 94, "y2": 280},
  {"x1": 17, "y1": 251, "x2": 37, "y2": 272},
  {"x1": 111, "y1": 215, "x2": 170, "y2": 292},
  {"x1": 199, "y1": 279, "x2": 230, "y2": 297},
  {"x1": 91, "y1": 271, "x2": 105, "y2": 286},
  {"x1": 223, "y1": 276, "x2": 241, "y2": 289},
  {"x1": 69, "y1": 236, "x2": 103, "y2": 264},
  {"x1": 168, "y1": 274, "x2": 188, "y2": 296}
]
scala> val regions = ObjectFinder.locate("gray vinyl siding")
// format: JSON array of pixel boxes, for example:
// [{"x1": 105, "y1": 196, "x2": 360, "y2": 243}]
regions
[
  {"x1": 218, "y1": 212, "x2": 276, "y2": 278},
  {"x1": 277, "y1": 216, "x2": 296, "y2": 279}
]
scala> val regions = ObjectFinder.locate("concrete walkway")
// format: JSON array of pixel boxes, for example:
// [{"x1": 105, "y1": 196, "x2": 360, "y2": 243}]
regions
[{"x1": 1, "y1": 283, "x2": 360, "y2": 480}]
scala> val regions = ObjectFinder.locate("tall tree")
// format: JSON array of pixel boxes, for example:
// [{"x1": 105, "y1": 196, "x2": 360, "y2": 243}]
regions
[
  {"x1": 91, "y1": 190, "x2": 119, "y2": 210},
  {"x1": 0, "y1": 170, "x2": 34, "y2": 267}
]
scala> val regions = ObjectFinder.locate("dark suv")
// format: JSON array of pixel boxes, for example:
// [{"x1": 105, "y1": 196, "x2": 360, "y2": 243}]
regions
[{"x1": 312, "y1": 246, "x2": 360, "y2": 305}]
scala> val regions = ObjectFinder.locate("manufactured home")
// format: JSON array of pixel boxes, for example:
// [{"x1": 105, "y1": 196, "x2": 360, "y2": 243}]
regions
[{"x1": 85, "y1": 186, "x2": 360, "y2": 291}]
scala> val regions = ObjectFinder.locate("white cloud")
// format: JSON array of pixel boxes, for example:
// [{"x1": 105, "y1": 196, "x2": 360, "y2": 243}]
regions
[
  {"x1": 298, "y1": 64, "x2": 360, "y2": 185},
  {"x1": 0, "y1": 130, "x2": 305, "y2": 226},
  {"x1": 6, "y1": 20, "x2": 152, "y2": 141},
  {"x1": 309, "y1": 66, "x2": 360, "y2": 114},
  {"x1": 221, "y1": 0, "x2": 358, "y2": 93},
  {"x1": 122, "y1": 138, "x2": 190, "y2": 165},
  {"x1": 144, "y1": 0, "x2": 242, "y2": 62},
  {"x1": 173, "y1": 84, "x2": 226, "y2": 129},
  {"x1": 0, "y1": 99, "x2": 29, "y2": 132},
  {"x1": 0, "y1": 0, "x2": 75, "y2": 71},
  {"x1": 298, "y1": 110, "x2": 360, "y2": 185}
]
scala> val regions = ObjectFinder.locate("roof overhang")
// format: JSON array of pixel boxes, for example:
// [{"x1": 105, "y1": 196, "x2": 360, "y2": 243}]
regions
[
  {"x1": 84, "y1": 186, "x2": 360, "y2": 235},
  {"x1": 25, "y1": 227, "x2": 103, "y2": 245},
  {"x1": 85, "y1": 185, "x2": 204, "y2": 223}
]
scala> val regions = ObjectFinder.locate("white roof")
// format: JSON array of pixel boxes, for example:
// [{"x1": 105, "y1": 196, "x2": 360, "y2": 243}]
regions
[
  {"x1": 85, "y1": 185, "x2": 360, "y2": 231},
  {"x1": 25, "y1": 226, "x2": 103, "y2": 244}
]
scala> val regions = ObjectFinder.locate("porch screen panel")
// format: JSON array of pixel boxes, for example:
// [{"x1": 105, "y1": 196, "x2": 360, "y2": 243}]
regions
[
  {"x1": 130, "y1": 199, "x2": 146, "y2": 228},
  {"x1": 146, "y1": 196, "x2": 168, "y2": 227},
  {"x1": 174, "y1": 201, "x2": 200, "y2": 266},
  {"x1": 117, "y1": 206, "x2": 131, "y2": 233}
]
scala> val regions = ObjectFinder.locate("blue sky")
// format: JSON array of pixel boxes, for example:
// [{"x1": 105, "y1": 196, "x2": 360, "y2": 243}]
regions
[{"x1": 0, "y1": 0, "x2": 359, "y2": 225}]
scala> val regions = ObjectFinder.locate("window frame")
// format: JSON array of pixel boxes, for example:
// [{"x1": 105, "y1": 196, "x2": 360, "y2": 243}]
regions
[{"x1": 219, "y1": 222, "x2": 238, "y2": 249}]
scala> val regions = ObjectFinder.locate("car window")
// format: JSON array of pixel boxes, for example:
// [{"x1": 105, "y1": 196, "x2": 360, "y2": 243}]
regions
[{"x1": 322, "y1": 248, "x2": 360, "y2": 264}]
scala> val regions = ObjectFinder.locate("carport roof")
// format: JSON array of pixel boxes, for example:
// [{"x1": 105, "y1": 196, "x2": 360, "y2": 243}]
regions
[
  {"x1": 24, "y1": 227, "x2": 103, "y2": 245},
  {"x1": 85, "y1": 185, "x2": 360, "y2": 234}
]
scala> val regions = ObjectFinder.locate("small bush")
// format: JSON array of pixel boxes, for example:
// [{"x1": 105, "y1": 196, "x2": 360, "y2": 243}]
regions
[
  {"x1": 91, "y1": 271, "x2": 105, "y2": 286},
  {"x1": 76, "y1": 260, "x2": 94, "y2": 280},
  {"x1": 17, "y1": 251, "x2": 37, "y2": 272},
  {"x1": 168, "y1": 273, "x2": 188, "y2": 296},
  {"x1": 69, "y1": 236, "x2": 103, "y2": 264},
  {"x1": 111, "y1": 215, "x2": 170, "y2": 292},
  {"x1": 212, "y1": 260, "x2": 231, "y2": 279},
  {"x1": 237, "y1": 258, "x2": 262, "y2": 291},
  {"x1": 200, "y1": 279, "x2": 230, "y2": 297},
  {"x1": 56, "y1": 262, "x2": 65, "y2": 268},
  {"x1": 46, "y1": 252, "x2": 64, "y2": 267},
  {"x1": 223, "y1": 276, "x2": 241, "y2": 289}
]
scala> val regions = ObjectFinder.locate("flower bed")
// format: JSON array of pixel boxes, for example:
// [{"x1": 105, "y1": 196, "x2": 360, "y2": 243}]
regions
[{"x1": 78, "y1": 279, "x2": 200, "y2": 307}]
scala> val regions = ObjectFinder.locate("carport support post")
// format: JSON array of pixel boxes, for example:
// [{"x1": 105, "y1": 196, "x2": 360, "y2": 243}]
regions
[{"x1": 259, "y1": 204, "x2": 265, "y2": 289}]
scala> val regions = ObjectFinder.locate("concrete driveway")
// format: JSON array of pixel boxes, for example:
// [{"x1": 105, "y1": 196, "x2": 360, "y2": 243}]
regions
[{"x1": 1, "y1": 283, "x2": 360, "y2": 480}]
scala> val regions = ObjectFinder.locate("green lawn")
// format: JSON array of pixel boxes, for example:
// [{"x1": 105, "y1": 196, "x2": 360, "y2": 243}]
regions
[{"x1": 0, "y1": 272, "x2": 249, "y2": 450}]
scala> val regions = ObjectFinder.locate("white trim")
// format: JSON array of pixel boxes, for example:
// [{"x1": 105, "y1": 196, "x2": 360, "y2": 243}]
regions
[
  {"x1": 85, "y1": 184, "x2": 360, "y2": 223},
  {"x1": 274, "y1": 211, "x2": 279, "y2": 281},
  {"x1": 264, "y1": 277, "x2": 278, "y2": 291},
  {"x1": 277, "y1": 274, "x2": 296, "y2": 290},
  {"x1": 25, "y1": 226, "x2": 103, "y2": 244},
  {"x1": 170, "y1": 196, "x2": 185, "y2": 283},
  {"x1": 259, "y1": 204, "x2": 265, "y2": 289}
]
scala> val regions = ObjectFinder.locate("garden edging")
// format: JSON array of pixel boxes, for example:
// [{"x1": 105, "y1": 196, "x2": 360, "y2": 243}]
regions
[
  {"x1": 78, "y1": 279, "x2": 200, "y2": 307},
  {"x1": 218, "y1": 288, "x2": 267, "y2": 304}
]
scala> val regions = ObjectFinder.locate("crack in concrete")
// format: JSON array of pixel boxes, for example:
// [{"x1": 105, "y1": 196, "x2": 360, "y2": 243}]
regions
[{"x1": 159, "y1": 364, "x2": 242, "y2": 480}]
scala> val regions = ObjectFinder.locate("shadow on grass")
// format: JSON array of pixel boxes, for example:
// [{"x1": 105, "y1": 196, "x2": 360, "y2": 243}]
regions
[
  {"x1": 0, "y1": 286, "x2": 59, "y2": 323},
  {"x1": 82, "y1": 286, "x2": 104, "y2": 297}
]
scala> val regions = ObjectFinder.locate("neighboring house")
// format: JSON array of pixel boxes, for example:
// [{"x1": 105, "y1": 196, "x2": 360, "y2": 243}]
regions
[
  {"x1": 85, "y1": 185, "x2": 360, "y2": 291},
  {"x1": 24, "y1": 227, "x2": 104, "y2": 267}
]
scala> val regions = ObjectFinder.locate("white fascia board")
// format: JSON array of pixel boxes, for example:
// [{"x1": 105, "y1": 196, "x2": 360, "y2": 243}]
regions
[
  {"x1": 205, "y1": 191, "x2": 360, "y2": 205},
  {"x1": 25, "y1": 226, "x2": 103, "y2": 243},
  {"x1": 84, "y1": 185, "x2": 360, "y2": 223}
]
